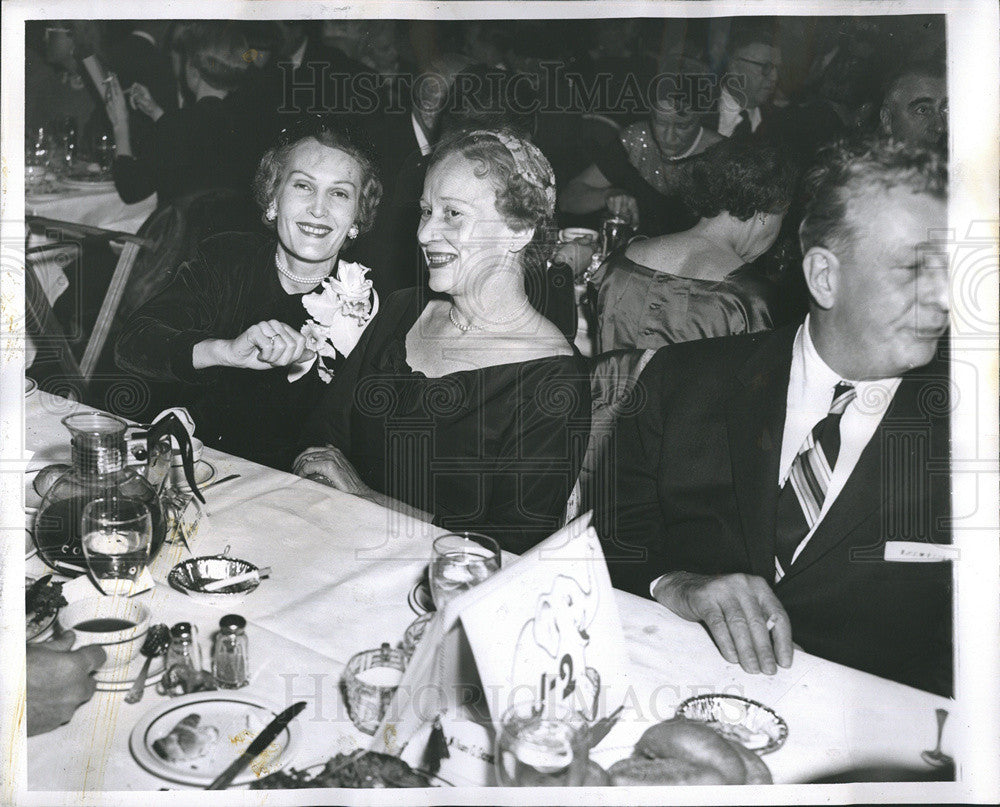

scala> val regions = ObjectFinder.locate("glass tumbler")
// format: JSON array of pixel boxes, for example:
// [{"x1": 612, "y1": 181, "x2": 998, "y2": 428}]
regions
[{"x1": 428, "y1": 532, "x2": 501, "y2": 611}]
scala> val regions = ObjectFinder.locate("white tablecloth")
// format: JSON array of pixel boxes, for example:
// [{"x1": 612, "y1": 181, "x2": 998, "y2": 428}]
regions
[
  {"x1": 22, "y1": 391, "x2": 952, "y2": 793},
  {"x1": 26, "y1": 184, "x2": 156, "y2": 235}
]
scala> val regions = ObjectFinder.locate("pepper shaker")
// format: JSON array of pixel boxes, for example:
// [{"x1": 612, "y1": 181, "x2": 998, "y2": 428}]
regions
[{"x1": 212, "y1": 614, "x2": 249, "y2": 688}]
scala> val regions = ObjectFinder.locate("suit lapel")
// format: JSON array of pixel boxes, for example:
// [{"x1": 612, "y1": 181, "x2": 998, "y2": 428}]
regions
[
  {"x1": 725, "y1": 327, "x2": 797, "y2": 580},
  {"x1": 781, "y1": 367, "x2": 927, "y2": 579}
]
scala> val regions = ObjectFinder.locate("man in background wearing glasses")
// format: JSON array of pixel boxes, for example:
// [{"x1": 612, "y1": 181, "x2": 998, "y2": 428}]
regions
[{"x1": 714, "y1": 20, "x2": 782, "y2": 140}]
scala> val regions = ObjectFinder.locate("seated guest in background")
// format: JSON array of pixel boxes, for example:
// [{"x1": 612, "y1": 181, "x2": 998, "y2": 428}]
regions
[
  {"x1": 879, "y1": 60, "x2": 947, "y2": 152},
  {"x1": 355, "y1": 53, "x2": 472, "y2": 296},
  {"x1": 27, "y1": 633, "x2": 105, "y2": 736},
  {"x1": 103, "y1": 21, "x2": 258, "y2": 205},
  {"x1": 599, "y1": 139, "x2": 952, "y2": 696},
  {"x1": 296, "y1": 130, "x2": 590, "y2": 554},
  {"x1": 25, "y1": 21, "x2": 108, "y2": 143},
  {"x1": 560, "y1": 59, "x2": 725, "y2": 236},
  {"x1": 711, "y1": 19, "x2": 782, "y2": 140},
  {"x1": 596, "y1": 138, "x2": 796, "y2": 351},
  {"x1": 116, "y1": 118, "x2": 382, "y2": 469},
  {"x1": 781, "y1": 47, "x2": 882, "y2": 158}
]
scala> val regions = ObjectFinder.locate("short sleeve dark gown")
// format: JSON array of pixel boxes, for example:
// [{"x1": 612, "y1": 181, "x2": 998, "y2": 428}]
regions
[
  {"x1": 303, "y1": 288, "x2": 592, "y2": 555},
  {"x1": 115, "y1": 232, "x2": 329, "y2": 470}
]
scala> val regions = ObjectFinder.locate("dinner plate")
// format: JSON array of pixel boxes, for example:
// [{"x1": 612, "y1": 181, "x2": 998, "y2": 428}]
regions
[
  {"x1": 25, "y1": 576, "x2": 59, "y2": 643},
  {"x1": 25, "y1": 377, "x2": 38, "y2": 397},
  {"x1": 130, "y1": 692, "x2": 301, "y2": 787},
  {"x1": 95, "y1": 654, "x2": 165, "y2": 692}
]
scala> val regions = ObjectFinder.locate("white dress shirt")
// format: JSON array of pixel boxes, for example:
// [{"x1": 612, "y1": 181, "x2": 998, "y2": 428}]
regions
[
  {"x1": 650, "y1": 317, "x2": 902, "y2": 596},
  {"x1": 717, "y1": 88, "x2": 762, "y2": 137},
  {"x1": 777, "y1": 317, "x2": 901, "y2": 571},
  {"x1": 411, "y1": 112, "x2": 432, "y2": 156}
]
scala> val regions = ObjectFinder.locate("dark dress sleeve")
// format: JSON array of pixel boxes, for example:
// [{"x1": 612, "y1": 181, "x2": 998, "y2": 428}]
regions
[
  {"x1": 114, "y1": 241, "x2": 237, "y2": 385},
  {"x1": 596, "y1": 347, "x2": 670, "y2": 597}
]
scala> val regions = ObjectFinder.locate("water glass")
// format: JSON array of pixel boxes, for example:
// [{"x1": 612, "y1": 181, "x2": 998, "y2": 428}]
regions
[
  {"x1": 429, "y1": 532, "x2": 500, "y2": 610},
  {"x1": 81, "y1": 496, "x2": 152, "y2": 584},
  {"x1": 495, "y1": 701, "x2": 592, "y2": 787}
]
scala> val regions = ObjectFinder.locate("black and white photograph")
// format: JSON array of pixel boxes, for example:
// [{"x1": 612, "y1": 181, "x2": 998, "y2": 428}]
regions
[{"x1": 1, "y1": 0, "x2": 997, "y2": 804}]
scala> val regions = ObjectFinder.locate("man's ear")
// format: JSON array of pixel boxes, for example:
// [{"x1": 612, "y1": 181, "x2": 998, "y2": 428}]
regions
[{"x1": 802, "y1": 246, "x2": 839, "y2": 310}]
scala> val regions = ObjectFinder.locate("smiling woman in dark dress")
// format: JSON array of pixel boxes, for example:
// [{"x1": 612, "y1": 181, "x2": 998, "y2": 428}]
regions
[
  {"x1": 296, "y1": 130, "x2": 590, "y2": 554},
  {"x1": 115, "y1": 118, "x2": 382, "y2": 469}
]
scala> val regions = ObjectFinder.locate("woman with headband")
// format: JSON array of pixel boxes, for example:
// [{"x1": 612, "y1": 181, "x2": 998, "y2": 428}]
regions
[{"x1": 296, "y1": 129, "x2": 591, "y2": 554}]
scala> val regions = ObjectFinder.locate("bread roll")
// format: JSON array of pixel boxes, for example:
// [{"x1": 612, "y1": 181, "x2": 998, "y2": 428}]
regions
[{"x1": 607, "y1": 718, "x2": 772, "y2": 786}]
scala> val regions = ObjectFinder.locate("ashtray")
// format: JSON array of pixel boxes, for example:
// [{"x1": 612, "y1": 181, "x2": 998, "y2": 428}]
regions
[
  {"x1": 675, "y1": 695, "x2": 787, "y2": 754},
  {"x1": 168, "y1": 552, "x2": 263, "y2": 605}
]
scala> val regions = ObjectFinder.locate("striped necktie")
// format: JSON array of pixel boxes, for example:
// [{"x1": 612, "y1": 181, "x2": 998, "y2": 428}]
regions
[{"x1": 774, "y1": 382, "x2": 856, "y2": 577}]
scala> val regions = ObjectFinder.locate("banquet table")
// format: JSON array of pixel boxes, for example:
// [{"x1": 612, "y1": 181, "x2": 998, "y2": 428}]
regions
[
  {"x1": 21, "y1": 390, "x2": 953, "y2": 792},
  {"x1": 26, "y1": 181, "x2": 156, "y2": 235}
]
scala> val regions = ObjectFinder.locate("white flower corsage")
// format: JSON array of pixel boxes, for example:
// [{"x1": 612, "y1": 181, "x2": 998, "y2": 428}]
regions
[{"x1": 288, "y1": 261, "x2": 379, "y2": 383}]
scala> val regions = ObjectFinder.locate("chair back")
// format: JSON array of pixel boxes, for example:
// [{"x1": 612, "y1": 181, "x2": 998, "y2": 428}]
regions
[
  {"x1": 118, "y1": 188, "x2": 260, "y2": 320},
  {"x1": 565, "y1": 347, "x2": 656, "y2": 524}
]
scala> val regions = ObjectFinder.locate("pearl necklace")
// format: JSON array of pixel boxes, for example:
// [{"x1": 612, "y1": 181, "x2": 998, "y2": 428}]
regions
[
  {"x1": 448, "y1": 304, "x2": 521, "y2": 332},
  {"x1": 275, "y1": 249, "x2": 329, "y2": 286}
]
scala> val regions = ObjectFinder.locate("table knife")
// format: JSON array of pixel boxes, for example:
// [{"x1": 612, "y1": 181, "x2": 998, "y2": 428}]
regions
[{"x1": 205, "y1": 700, "x2": 306, "y2": 790}]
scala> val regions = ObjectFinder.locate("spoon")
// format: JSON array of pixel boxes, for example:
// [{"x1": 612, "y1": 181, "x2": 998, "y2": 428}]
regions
[
  {"x1": 124, "y1": 624, "x2": 170, "y2": 704},
  {"x1": 920, "y1": 708, "x2": 954, "y2": 768}
]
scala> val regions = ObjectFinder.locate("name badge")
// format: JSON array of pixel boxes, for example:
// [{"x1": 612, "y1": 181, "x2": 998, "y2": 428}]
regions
[{"x1": 884, "y1": 541, "x2": 958, "y2": 562}]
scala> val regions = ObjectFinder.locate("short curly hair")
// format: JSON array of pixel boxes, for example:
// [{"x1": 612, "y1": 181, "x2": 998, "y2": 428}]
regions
[
  {"x1": 682, "y1": 138, "x2": 797, "y2": 221},
  {"x1": 799, "y1": 137, "x2": 947, "y2": 258},
  {"x1": 252, "y1": 117, "x2": 383, "y2": 235},
  {"x1": 427, "y1": 129, "x2": 556, "y2": 277},
  {"x1": 173, "y1": 22, "x2": 249, "y2": 93}
]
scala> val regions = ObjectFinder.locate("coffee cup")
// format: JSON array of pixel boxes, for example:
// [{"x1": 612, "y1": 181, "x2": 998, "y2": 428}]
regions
[
  {"x1": 169, "y1": 437, "x2": 204, "y2": 488},
  {"x1": 59, "y1": 596, "x2": 150, "y2": 672}
]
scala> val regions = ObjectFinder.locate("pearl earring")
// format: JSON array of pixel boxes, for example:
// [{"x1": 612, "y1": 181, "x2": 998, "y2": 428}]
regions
[
  {"x1": 347, "y1": 225, "x2": 359, "y2": 240},
  {"x1": 266, "y1": 201, "x2": 277, "y2": 221}
]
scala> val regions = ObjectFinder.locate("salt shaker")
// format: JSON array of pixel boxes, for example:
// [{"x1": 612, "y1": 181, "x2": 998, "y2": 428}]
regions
[
  {"x1": 165, "y1": 622, "x2": 201, "y2": 680},
  {"x1": 212, "y1": 614, "x2": 249, "y2": 689}
]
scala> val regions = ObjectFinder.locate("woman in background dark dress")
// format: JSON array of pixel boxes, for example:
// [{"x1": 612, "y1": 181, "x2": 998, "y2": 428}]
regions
[
  {"x1": 115, "y1": 119, "x2": 382, "y2": 469},
  {"x1": 596, "y1": 138, "x2": 797, "y2": 351},
  {"x1": 102, "y1": 22, "x2": 260, "y2": 205},
  {"x1": 297, "y1": 130, "x2": 590, "y2": 554}
]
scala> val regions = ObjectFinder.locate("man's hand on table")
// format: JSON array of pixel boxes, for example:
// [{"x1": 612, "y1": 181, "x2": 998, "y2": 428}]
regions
[
  {"x1": 652, "y1": 571, "x2": 793, "y2": 675},
  {"x1": 26, "y1": 631, "x2": 106, "y2": 736}
]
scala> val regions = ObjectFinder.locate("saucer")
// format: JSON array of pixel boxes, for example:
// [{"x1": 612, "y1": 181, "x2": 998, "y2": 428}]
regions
[{"x1": 95, "y1": 653, "x2": 166, "y2": 692}]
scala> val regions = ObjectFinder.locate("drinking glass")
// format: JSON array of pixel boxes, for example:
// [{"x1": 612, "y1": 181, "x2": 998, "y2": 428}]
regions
[
  {"x1": 429, "y1": 532, "x2": 500, "y2": 610},
  {"x1": 81, "y1": 496, "x2": 152, "y2": 585},
  {"x1": 95, "y1": 133, "x2": 116, "y2": 172},
  {"x1": 495, "y1": 701, "x2": 592, "y2": 787}
]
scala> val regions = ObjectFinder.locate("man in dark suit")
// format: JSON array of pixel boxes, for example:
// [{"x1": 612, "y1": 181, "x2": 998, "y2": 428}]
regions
[
  {"x1": 599, "y1": 138, "x2": 952, "y2": 696},
  {"x1": 708, "y1": 19, "x2": 784, "y2": 141}
]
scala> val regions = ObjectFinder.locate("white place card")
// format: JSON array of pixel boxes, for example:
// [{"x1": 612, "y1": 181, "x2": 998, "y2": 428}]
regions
[
  {"x1": 370, "y1": 514, "x2": 629, "y2": 784},
  {"x1": 884, "y1": 541, "x2": 959, "y2": 562}
]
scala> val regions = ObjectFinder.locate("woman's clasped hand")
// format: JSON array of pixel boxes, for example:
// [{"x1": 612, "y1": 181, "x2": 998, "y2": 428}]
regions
[{"x1": 192, "y1": 319, "x2": 311, "y2": 371}]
